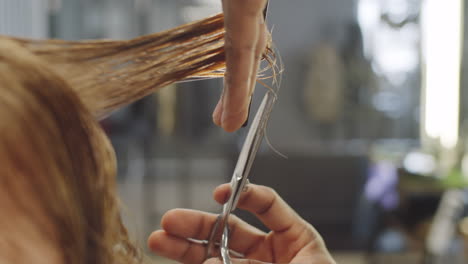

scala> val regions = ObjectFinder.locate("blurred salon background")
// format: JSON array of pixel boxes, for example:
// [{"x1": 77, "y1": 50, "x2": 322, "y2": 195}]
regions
[{"x1": 2, "y1": 0, "x2": 468, "y2": 263}]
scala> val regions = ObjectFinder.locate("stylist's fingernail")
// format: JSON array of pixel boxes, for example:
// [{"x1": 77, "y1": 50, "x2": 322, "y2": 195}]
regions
[
  {"x1": 213, "y1": 85, "x2": 227, "y2": 126},
  {"x1": 221, "y1": 107, "x2": 248, "y2": 132},
  {"x1": 204, "y1": 258, "x2": 222, "y2": 264},
  {"x1": 221, "y1": 90, "x2": 249, "y2": 132},
  {"x1": 242, "y1": 179, "x2": 250, "y2": 192},
  {"x1": 212, "y1": 99, "x2": 223, "y2": 126}
]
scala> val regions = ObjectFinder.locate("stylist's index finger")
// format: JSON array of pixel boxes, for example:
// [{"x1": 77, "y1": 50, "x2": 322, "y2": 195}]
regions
[{"x1": 221, "y1": 0, "x2": 268, "y2": 132}]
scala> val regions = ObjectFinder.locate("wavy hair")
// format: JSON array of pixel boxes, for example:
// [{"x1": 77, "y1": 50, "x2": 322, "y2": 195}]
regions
[{"x1": 0, "y1": 14, "x2": 275, "y2": 264}]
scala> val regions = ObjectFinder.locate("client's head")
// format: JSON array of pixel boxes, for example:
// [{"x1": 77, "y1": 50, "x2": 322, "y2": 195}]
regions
[{"x1": 0, "y1": 40, "x2": 139, "y2": 264}]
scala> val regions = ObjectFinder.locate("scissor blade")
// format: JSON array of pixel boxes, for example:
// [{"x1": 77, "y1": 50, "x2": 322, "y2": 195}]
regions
[
  {"x1": 206, "y1": 92, "x2": 276, "y2": 258},
  {"x1": 224, "y1": 91, "x2": 276, "y2": 215}
]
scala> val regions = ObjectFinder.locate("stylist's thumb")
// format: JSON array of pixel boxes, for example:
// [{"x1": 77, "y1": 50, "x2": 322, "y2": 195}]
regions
[{"x1": 204, "y1": 258, "x2": 269, "y2": 264}]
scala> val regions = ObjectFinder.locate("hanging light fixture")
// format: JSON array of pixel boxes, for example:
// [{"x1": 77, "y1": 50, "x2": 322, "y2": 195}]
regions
[{"x1": 421, "y1": 0, "x2": 464, "y2": 150}]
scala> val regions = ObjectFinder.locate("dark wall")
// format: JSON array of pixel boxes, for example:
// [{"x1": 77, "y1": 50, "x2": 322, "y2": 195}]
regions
[{"x1": 232, "y1": 154, "x2": 368, "y2": 250}]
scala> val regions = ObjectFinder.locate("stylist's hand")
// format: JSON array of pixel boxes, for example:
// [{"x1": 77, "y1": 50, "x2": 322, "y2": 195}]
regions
[
  {"x1": 148, "y1": 184, "x2": 336, "y2": 264},
  {"x1": 213, "y1": 0, "x2": 269, "y2": 132}
]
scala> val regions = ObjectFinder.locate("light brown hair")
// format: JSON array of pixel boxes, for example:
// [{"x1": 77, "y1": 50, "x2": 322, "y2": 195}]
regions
[
  {"x1": 5, "y1": 13, "x2": 275, "y2": 119},
  {"x1": 0, "y1": 38, "x2": 145, "y2": 263},
  {"x1": 0, "y1": 14, "x2": 275, "y2": 264}
]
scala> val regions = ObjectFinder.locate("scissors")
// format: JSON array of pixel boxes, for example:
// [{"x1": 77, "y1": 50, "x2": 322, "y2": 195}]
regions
[
  {"x1": 206, "y1": 88, "x2": 276, "y2": 264},
  {"x1": 203, "y1": 3, "x2": 272, "y2": 263}
]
